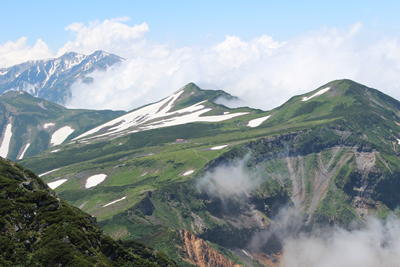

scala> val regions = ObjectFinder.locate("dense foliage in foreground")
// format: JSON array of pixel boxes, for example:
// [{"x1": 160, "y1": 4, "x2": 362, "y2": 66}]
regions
[{"x1": 0, "y1": 157, "x2": 176, "y2": 267}]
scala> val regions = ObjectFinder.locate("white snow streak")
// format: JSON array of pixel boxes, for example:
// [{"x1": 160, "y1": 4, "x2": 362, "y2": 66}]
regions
[
  {"x1": 48, "y1": 179, "x2": 67, "y2": 189},
  {"x1": 247, "y1": 115, "x2": 271, "y2": 127},
  {"x1": 241, "y1": 250, "x2": 253, "y2": 259},
  {"x1": 74, "y1": 88, "x2": 248, "y2": 140},
  {"x1": 302, "y1": 87, "x2": 330, "y2": 101},
  {"x1": 64, "y1": 55, "x2": 86, "y2": 70},
  {"x1": 0, "y1": 124, "x2": 12, "y2": 158},
  {"x1": 18, "y1": 143, "x2": 30, "y2": 160},
  {"x1": 38, "y1": 168, "x2": 60, "y2": 177},
  {"x1": 183, "y1": 170, "x2": 194, "y2": 176},
  {"x1": 85, "y1": 174, "x2": 107, "y2": 188},
  {"x1": 50, "y1": 126, "x2": 74, "y2": 146},
  {"x1": 44, "y1": 123, "x2": 55, "y2": 128},
  {"x1": 210, "y1": 145, "x2": 228, "y2": 150},
  {"x1": 103, "y1": 196, "x2": 126, "y2": 207}
]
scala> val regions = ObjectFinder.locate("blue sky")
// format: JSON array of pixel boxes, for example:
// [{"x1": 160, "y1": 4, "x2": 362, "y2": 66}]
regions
[
  {"x1": 1, "y1": 0, "x2": 400, "y2": 111},
  {"x1": 1, "y1": 0, "x2": 399, "y2": 51}
]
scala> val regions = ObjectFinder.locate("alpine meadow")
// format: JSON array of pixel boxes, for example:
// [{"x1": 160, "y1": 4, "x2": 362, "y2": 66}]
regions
[{"x1": 1, "y1": 1, "x2": 400, "y2": 266}]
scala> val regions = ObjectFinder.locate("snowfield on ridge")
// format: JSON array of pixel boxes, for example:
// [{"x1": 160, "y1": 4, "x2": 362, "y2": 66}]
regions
[
  {"x1": 74, "y1": 87, "x2": 249, "y2": 141},
  {"x1": 302, "y1": 87, "x2": 330, "y2": 101}
]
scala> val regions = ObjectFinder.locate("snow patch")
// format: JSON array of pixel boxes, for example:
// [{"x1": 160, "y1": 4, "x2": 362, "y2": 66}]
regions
[
  {"x1": 44, "y1": 122, "x2": 55, "y2": 129},
  {"x1": 50, "y1": 149, "x2": 60, "y2": 153},
  {"x1": 48, "y1": 179, "x2": 67, "y2": 189},
  {"x1": 38, "y1": 101, "x2": 47, "y2": 110},
  {"x1": 50, "y1": 126, "x2": 74, "y2": 146},
  {"x1": 64, "y1": 55, "x2": 86, "y2": 70},
  {"x1": 0, "y1": 70, "x2": 8, "y2": 75},
  {"x1": 85, "y1": 174, "x2": 107, "y2": 188},
  {"x1": 74, "y1": 88, "x2": 249, "y2": 141},
  {"x1": 210, "y1": 145, "x2": 228, "y2": 150},
  {"x1": 247, "y1": 115, "x2": 271, "y2": 127},
  {"x1": 38, "y1": 168, "x2": 60, "y2": 177},
  {"x1": 183, "y1": 170, "x2": 194, "y2": 176},
  {"x1": 302, "y1": 87, "x2": 330, "y2": 101},
  {"x1": 223, "y1": 112, "x2": 230, "y2": 114},
  {"x1": 397, "y1": 139, "x2": 400, "y2": 145},
  {"x1": 103, "y1": 196, "x2": 126, "y2": 207},
  {"x1": 0, "y1": 124, "x2": 12, "y2": 158},
  {"x1": 18, "y1": 143, "x2": 30, "y2": 160}
]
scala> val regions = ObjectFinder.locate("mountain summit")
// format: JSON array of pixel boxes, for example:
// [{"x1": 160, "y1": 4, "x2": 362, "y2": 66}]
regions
[
  {"x1": 73, "y1": 83, "x2": 251, "y2": 142},
  {"x1": 0, "y1": 51, "x2": 123, "y2": 105}
]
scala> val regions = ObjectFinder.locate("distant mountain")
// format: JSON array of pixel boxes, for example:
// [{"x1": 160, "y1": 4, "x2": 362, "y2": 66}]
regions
[
  {"x1": 0, "y1": 91, "x2": 124, "y2": 160},
  {"x1": 0, "y1": 51, "x2": 123, "y2": 104},
  {"x1": 17, "y1": 80, "x2": 400, "y2": 266},
  {"x1": 0, "y1": 157, "x2": 177, "y2": 266}
]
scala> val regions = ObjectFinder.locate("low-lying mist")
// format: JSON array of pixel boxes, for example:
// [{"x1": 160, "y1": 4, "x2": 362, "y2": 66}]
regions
[
  {"x1": 196, "y1": 154, "x2": 261, "y2": 197},
  {"x1": 280, "y1": 217, "x2": 400, "y2": 267},
  {"x1": 197, "y1": 153, "x2": 400, "y2": 267}
]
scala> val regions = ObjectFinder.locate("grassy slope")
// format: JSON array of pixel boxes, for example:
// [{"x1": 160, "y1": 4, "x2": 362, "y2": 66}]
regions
[
  {"x1": 0, "y1": 91, "x2": 124, "y2": 160},
  {"x1": 0, "y1": 157, "x2": 177, "y2": 267},
  {"x1": 16, "y1": 79, "x2": 400, "y2": 264}
]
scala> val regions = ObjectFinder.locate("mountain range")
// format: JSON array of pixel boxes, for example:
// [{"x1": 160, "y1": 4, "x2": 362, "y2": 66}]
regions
[
  {"x1": 1, "y1": 70, "x2": 400, "y2": 266},
  {"x1": 0, "y1": 51, "x2": 123, "y2": 104}
]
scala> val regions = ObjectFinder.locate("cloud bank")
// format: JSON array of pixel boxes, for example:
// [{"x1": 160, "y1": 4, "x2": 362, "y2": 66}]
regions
[
  {"x1": 281, "y1": 217, "x2": 400, "y2": 267},
  {"x1": 0, "y1": 37, "x2": 53, "y2": 68},
  {"x1": 2, "y1": 18, "x2": 400, "y2": 112},
  {"x1": 198, "y1": 153, "x2": 400, "y2": 267}
]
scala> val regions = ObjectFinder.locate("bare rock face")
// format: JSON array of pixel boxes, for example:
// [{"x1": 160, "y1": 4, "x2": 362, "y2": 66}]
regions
[{"x1": 180, "y1": 229, "x2": 243, "y2": 267}]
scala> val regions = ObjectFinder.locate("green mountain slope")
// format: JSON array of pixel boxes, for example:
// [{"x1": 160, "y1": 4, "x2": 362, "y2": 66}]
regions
[
  {"x1": 0, "y1": 91, "x2": 124, "y2": 160},
  {"x1": 0, "y1": 157, "x2": 177, "y2": 266},
  {"x1": 17, "y1": 79, "x2": 400, "y2": 265}
]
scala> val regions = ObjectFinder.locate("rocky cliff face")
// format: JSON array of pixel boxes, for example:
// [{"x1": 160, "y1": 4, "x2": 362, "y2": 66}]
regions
[{"x1": 181, "y1": 229, "x2": 243, "y2": 267}]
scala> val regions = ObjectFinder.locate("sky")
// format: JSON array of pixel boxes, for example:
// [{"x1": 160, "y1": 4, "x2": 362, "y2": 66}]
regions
[{"x1": 1, "y1": 0, "x2": 400, "y2": 111}]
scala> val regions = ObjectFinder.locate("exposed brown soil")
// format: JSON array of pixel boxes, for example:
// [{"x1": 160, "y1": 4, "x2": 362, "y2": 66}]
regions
[
  {"x1": 180, "y1": 229, "x2": 243, "y2": 267},
  {"x1": 252, "y1": 252, "x2": 281, "y2": 267}
]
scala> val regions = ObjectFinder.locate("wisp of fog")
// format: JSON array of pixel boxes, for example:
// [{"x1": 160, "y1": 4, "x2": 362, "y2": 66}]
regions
[
  {"x1": 281, "y1": 217, "x2": 400, "y2": 267},
  {"x1": 198, "y1": 153, "x2": 400, "y2": 267}
]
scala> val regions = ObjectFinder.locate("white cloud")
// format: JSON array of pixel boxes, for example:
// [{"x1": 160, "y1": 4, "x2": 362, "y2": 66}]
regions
[
  {"x1": 0, "y1": 37, "x2": 53, "y2": 68},
  {"x1": 65, "y1": 19, "x2": 400, "y2": 111},
  {"x1": 2, "y1": 18, "x2": 400, "y2": 112},
  {"x1": 281, "y1": 217, "x2": 400, "y2": 267},
  {"x1": 57, "y1": 17, "x2": 149, "y2": 56},
  {"x1": 196, "y1": 154, "x2": 261, "y2": 197}
]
